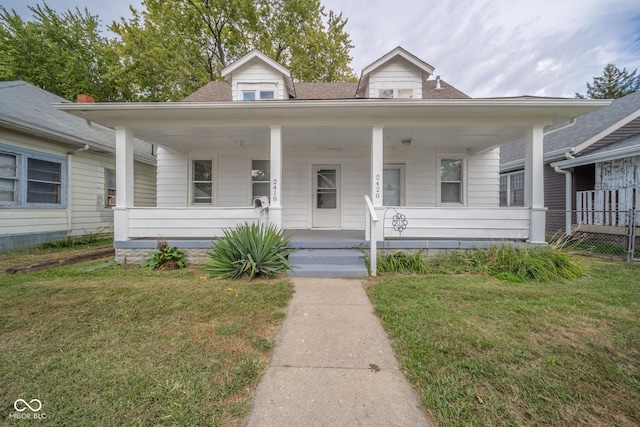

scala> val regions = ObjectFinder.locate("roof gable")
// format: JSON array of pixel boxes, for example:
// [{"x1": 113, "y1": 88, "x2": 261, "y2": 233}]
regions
[{"x1": 222, "y1": 50, "x2": 295, "y2": 98}]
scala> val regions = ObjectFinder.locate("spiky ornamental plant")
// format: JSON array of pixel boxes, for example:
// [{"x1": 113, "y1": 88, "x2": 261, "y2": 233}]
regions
[{"x1": 205, "y1": 223, "x2": 294, "y2": 280}]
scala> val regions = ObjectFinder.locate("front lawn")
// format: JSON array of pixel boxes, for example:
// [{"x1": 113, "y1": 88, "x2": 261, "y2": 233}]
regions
[
  {"x1": 368, "y1": 257, "x2": 640, "y2": 426},
  {"x1": 0, "y1": 259, "x2": 292, "y2": 426}
]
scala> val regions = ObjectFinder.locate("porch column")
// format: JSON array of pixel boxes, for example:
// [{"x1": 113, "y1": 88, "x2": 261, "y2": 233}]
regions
[
  {"x1": 371, "y1": 125, "x2": 384, "y2": 242},
  {"x1": 114, "y1": 126, "x2": 135, "y2": 241},
  {"x1": 524, "y1": 124, "x2": 546, "y2": 244},
  {"x1": 269, "y1": 125, "x2": 283, "y2": 229}
]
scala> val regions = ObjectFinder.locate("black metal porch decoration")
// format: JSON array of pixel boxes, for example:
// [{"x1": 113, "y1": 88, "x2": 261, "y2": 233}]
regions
[{"x1": 391, "y1": 210, "x2": 408, "y2": 238}]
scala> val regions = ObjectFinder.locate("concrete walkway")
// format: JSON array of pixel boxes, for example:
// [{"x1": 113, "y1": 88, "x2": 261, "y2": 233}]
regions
[{"x1": 244, "y1": 278, "x2": 431, "y2": 426}]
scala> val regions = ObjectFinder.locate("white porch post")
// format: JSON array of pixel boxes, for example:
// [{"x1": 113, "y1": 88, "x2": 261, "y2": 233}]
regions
[
  {"x1": 524, "y1": 124, "x2": 546, "y2": 244},
  {"x1": 269, "y1": 125, "x2": 283, "y2": 229},
  {"x1": 371, "y1": 125, "x2": 384, "y2": 242},
  {"x1": 114, "y1": 126, "x2": 134, "y2": 241}
]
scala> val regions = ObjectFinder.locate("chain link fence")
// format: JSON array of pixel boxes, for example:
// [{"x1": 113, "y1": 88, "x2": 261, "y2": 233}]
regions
[{"x1": 546, "y1": 209, "x2": 639, "y2": 261}]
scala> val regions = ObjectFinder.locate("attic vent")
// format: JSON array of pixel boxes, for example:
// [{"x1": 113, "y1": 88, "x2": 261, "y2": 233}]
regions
[{"x1": 435, "y1": 76, "x2": 442, "y2": 90}]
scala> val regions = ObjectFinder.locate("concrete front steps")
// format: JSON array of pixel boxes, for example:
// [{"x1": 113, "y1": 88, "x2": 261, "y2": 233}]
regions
[{"x1": 287, "y1": 249, "x2": 369, "y2": 278}]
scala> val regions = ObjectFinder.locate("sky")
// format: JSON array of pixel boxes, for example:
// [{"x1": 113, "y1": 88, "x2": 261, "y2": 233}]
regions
[{"x1": 3, "y1": 0, "x2": 640, "y2": 98}]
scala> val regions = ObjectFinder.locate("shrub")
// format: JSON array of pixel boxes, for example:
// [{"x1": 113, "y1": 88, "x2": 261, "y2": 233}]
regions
[
  {"x1": 39, "y1": 233, "x2": 106, "y2": 249},
  {"x1": 141, "y1": 238, "x2": 187, "y2": 270},
  {"x1": 375, "y1": 250, "x2": 429, "y2": 274},
  {"x1": 205, "y1": 223, "x2": 294, "y2": 280}
]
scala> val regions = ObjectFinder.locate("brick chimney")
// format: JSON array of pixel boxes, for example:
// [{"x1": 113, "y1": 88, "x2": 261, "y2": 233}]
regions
[{"x1": 77, "y1": 94, "x2": 96, "y2": 103}]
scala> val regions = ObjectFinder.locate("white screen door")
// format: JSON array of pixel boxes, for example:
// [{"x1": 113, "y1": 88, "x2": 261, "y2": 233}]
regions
[
  {"x1": 312, "y1": 164, "x2": 341, "y2": 228},
  {"x1": 383, "y1": 165, "x2": 404, "y2": 206}
]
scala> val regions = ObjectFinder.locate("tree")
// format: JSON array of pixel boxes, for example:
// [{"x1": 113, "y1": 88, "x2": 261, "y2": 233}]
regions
[
  {"x1": 0, "y1": 4, "x2": 123, "y2": 101},
  {"x1": 110, "y1": 0, "x2": 356, "y2": 101},
  {"x1": 576, "y1": 64, "x2": 640, "y2": 99}
]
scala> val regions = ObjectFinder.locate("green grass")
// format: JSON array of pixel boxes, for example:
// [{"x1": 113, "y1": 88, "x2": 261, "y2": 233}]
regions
[
  {"x1": 0, "y1": 257, "x2": 293, "y2": 426},
  {"x1": 367, "y1": 258, "x2": 640, "y2": 426}
]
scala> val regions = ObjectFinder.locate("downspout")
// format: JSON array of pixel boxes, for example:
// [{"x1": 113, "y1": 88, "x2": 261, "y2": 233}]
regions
[
  {"x1": 554, "y1": 165, "x2": 573, "y2": 235},
  {"x1": 544, "y1": 117, "x2": 577, "y2": 137},
  {"x1": 66, "y1": 144, "x2": 90, "y2": 232}
]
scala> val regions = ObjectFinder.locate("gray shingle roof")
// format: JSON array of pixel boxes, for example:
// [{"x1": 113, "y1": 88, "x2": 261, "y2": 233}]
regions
[
  {"x1": 182, "y1": 79, "x2": 469, "y2": 101},
  {"x1": 500, "y1": 90, "x2": 640, "y2": 165},
  {"x1": 0, "y1": 81, "x2": 155, "y2": 164}
]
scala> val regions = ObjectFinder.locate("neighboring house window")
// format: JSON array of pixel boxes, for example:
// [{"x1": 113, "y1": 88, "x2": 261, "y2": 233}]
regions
[
  {"x1": 251, "y1": 160, "x2": 270, "y2": 201},
  {"x1": 378, "y1": 88, "x2": 414, "y2": 98},
  {"x1": 0, "y1": 145, "x2": 65, "y2": 208},
  {"x1": 192, "y1": 159, "x2": 213, "y2": 204},
  {"x1": 27, "y1": 158, "x2": 61, "y2": 204},
  {"x1": 500, "y1": 171, "x2": 525, "y2": 207},
  {"x1": 440, "y1": 158, "x2": 463, "y2": 204},
  {"x1": 0, "y1": 152, "x2": 17, "y2": 203},
  {"x1": 105, "y1": 169, "x2": 116, "y2": 207}
]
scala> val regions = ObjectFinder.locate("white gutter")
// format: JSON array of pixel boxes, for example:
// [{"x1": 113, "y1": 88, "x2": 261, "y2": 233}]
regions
[
  {"x1": 551, "y1": 143, "x2": 640, "y2": 169},
  {"x1": 543, "y1": 117, "x2": 577, "y2": 137}
]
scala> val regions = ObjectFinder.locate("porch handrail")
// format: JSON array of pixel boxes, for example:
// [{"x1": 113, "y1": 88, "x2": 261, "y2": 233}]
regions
[{"x1": 364, "y1": 195, "x2": 378, "y2": 277}]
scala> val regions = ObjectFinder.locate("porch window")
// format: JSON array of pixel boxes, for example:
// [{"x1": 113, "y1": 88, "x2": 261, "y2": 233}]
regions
[
  {"x1": 499, "y1": 171, "x2": 524, "y2": 207},
  {"x1": 0, "y1": 152, "x2": 17, "y2": 203},
  {"x1": 105, "y1": 169, "x2": 116, "y2": 207},
  {"x1": 251, "y1": 160, "x2": 270, "y2": 200},
  {"x1": 440, "y1": 158, "x2": 462, "y2": 204},
  {"x1": 192, "y1": 159, "x2": 213, "y2": 204},
  {"x1": 27, "y1": 158, "x2": 61, "y2": 204}
]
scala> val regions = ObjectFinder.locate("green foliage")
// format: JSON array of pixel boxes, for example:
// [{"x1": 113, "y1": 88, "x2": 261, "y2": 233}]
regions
[
  {"x1": 373, "y1": 246, "x2": 583, "y2": 282},
  {"x1": 205, "y1": 223, "x2": 294, "y2": 280},
  {"x1": 374, "y1": 250, "x2": 429, "y2": 274},
  {"x1": 40, "y1": 233, "x2": 107, "y2": 249},
  {"x1": 0, "y1": 4, "x2": 123, "y2": 101},
  {"x1": 141, "y1": 239, "x2": 187, "y2": 270},
  {"x1": 576, "y1": 63, "x2": 640, "y2": 99}
]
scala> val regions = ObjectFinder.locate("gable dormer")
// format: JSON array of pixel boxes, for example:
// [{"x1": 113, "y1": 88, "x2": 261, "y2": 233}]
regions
[
  {"x1": 356, "y1": 47, "x2": 435, "y2": 99},
  {"x1": 222, "y1": 50, "x2": 296, "y2": 101}
]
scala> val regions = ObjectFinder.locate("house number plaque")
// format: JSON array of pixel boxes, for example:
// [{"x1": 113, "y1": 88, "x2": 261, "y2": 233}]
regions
[
  {"x1": 375, "y1": 174, "x2": 381, "y2": 199},
  {"x1": 272, "y1": 178, "x2": 278, "y2": 202}
]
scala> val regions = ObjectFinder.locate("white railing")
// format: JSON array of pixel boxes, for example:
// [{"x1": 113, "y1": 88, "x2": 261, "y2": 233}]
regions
[
  {"x1": 576, "y1": 188, "x2": 637, "y2": 226},
  {"x1": 364, "y1": 195, "x2": 379, "y2": 277},
  {"x1": 125, "y1": 207, "x2": 264, "y2": 239},
  {"x1": 382, "y1": 207, "x2": 530, "y2": 240}
]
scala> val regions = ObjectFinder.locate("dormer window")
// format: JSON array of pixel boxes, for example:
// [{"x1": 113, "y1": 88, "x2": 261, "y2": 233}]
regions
[
  {"x1": 378, "y1": 88, "x2": 414, "y2": 99},
  {"x1": 239, "y1": 84, "x2": 277, "y2": 101}
]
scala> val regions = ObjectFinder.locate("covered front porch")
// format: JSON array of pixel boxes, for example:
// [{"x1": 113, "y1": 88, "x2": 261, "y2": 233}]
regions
[{"x1": 56, "y1": 99, "x2": 609, "y2": 271}]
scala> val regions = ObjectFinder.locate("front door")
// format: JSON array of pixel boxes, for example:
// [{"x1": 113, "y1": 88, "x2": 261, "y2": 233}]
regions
[{"x1": 312, "y1": 164, "x2": 341, "y2": 228}]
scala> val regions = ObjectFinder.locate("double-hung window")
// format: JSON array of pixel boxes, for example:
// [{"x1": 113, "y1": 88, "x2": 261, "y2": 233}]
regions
[
  {"x1": 239, "y1": 83, "x2": 277, "y2": 101},
  {"x1": 499, "y1": 172, "x2": 524, "y2": 207},
  {"x1": 0, "y1": 152, "x2": 17, "y2": 203},
  {"x1": 0, "y1": 145, "x2": 66, "y2": 208},
  {"x1": 251, "y1": 160, "x2": 270, "y2": 201},
  {"x1": 439, "y1": 158, "x2": 463, "y2": 204},
  {"x1": 105, "y1": 169, "x2": 116, "y2": 207},
  {"x1": 192, "y1": 159, "x2": 213, "y2": 204}
]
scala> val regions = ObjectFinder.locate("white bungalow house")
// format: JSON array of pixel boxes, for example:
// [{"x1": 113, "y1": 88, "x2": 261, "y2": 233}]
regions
[
  {"x1": 0, "y1": 81, "x2": 156, "y2": 251},
  {"x1": 55, "y1": 47, "x2": 608, "y2": 272}
]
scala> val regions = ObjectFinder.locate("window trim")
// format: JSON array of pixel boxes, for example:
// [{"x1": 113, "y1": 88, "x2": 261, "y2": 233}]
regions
[
  {"x1": 105, "y1": 168, "x2": 116, "y2": 208},
  {"x1": 383, "y1": 163, "x2": 405, "y2": 206},
  {"x1": 0, "y1": 143, "x2": 66, "y2": 209},
  {"x1": 500, "y1": 171, "x2": 525, "y2": 207},
  {"x1": 436, "y1": 154, "x2": 466, "y2": 206},
  {"x1": 190, "y1": 158, "x2": 215, "y2": 205},
  {"x1": 250, "y1": 159, "x2": 270, "y2": 204}
]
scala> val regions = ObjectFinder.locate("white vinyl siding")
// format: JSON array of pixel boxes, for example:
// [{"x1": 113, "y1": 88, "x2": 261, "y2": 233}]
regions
[
  {"x1": 156, "y1": 147, "x2": 188, "y2": 207},
  {"x1": 368, "y1": 57, "x2": 423, "y2": 99},
  {"x1": 467, "y1": 148, "x2": 500, "y2": 207},
  {"x1": 231, "y1": 60, "x2": 286, "y2": 100}
]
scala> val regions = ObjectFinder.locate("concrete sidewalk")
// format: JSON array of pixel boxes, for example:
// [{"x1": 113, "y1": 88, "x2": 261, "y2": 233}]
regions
[{"x1": 244, "y1": 278, "x2": 431, "y2": 426}]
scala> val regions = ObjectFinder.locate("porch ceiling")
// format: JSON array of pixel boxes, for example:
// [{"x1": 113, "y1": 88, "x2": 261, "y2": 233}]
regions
[{"x1": 55, "y1": 99, "x2": 610, "y2": 153}]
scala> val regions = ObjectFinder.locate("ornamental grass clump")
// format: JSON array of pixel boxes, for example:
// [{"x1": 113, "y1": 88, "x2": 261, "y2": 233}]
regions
[{"x1": 205, "y1": 223, "x2": 294, "y2": 280}]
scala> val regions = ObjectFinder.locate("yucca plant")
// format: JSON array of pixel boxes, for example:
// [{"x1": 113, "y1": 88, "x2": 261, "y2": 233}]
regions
[{"x1": 205, "y1": 223, "x2": 294, "y2": 280}]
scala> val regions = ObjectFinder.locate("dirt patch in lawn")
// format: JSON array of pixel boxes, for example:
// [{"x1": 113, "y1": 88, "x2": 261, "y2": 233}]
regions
[{"x1": 2, "y1": 245, "x2": 114, "y2": 274}]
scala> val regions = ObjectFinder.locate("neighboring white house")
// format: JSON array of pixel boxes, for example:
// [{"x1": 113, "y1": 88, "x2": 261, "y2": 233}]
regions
[
  {"x1": 0, "y1": 81, "x2": 156, "y2": 251},
  {"x1": 55, "y1": 47, "x2": 608, "y2": 266}
]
